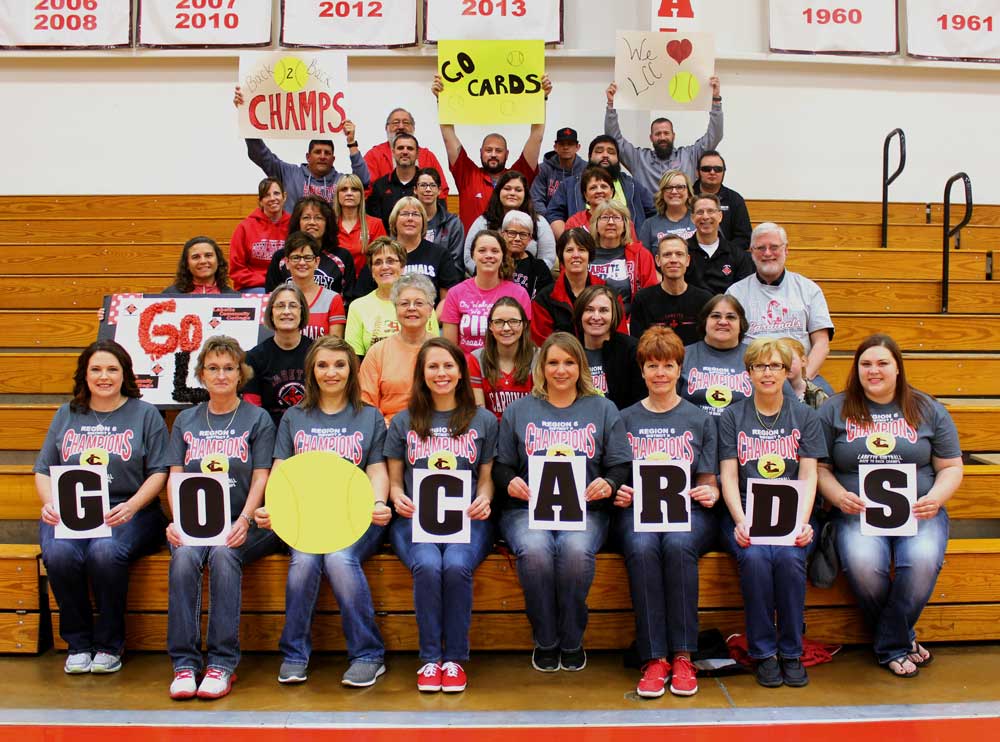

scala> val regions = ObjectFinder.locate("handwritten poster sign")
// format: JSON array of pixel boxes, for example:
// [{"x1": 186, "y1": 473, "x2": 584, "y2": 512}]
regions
[
  {"x1": 98, "y1": 294, "x2": 269, "y2": 408},
  {"x1": 769, "y1": 0, "x2": 899, "y2": 55},
  {"x1": 138, "y1": 0, "x2": 272, "y2": 48},
  {"x1": 437, "y1": 39, "x2": 545, "y2": 125},
  {"x1": 0, "y1": 0, "x2": 131, "y2": 49},
  {"x1": 614, "y1": 30, "x2": 715, "y2": 111},
  {"x1": 650, "y1": 0, "x2": 708, "y2": 33},
  {"x1": 238, "y1": 51, "x2": 349, "y2": 139},
  {"x1": 282, "y1": 0, "x2": 417, "y2": 48},
  {"x1": 425, "y1": 0, "x2": 562, "y2": 44},
  {"x1": 908, "y1": 0, "x2": 1000, "y2": 62}
]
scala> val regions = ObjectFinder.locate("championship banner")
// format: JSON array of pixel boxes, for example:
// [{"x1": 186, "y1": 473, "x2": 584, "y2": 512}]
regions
[
  {"x1": 632, "y1": 459, "x2": 691, "y2": 533},
  {"x1": 745, "y1": 478, "x2": 807, "y2": 546},
  {"x1": 908, "y1": 1, "x2": 1000, "y2": 62},
  {"x1": 436, "y1": 39, "x2": 545, "y2": 125},
  {"x1": 238, "y1": 51, "x2": 349, "y2": 139},
  {"x1": 412, "y1": 468, "x2": 472, "y2": 544},
  {"x1": 614, "y1": 30, "x2": 715, "y2": 111},
  {"x1": 768, "y1": 0, "x2": 898, "y2": 55},
  {"x1": 0, "y1": 0, "x2": 131, "y2": 49},
  {"x1": 50, "y1": 465, "x2": 112, "y2": 540},
  {"x1": 424, "y1": 0, "x2": 562, "y2": 44},
  {"x1": 651, "y1": 0, "x2": 707, "y2": 33},
  {"x1": 859, "y1": 462, "x2": 917, "y2": 537},
  {"x1": 170, "y1": 472, "x2": 232, "y2": 547},
  {"x1": 97, "y1": 293, "x2": 269, "y2": 408},
  {"x1": 138, "y1": 0, "x2": 272, "y2": 48},
  {"x1": 528, "y1": 454, "x2": 586, "y2": 532},
  {"x1": 281, "y1": 0, "x2": 418, "y2": 48}
]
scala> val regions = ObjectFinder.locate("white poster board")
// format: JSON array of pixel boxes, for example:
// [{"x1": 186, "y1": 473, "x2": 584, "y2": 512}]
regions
[
  {"x1": 528, "y1": 455, "x2": 586, "y2": 531},
  {"x1": 0, "y1": 0, "x2": 131, "y2": 48},
  {"x1": 768, "y1": 0, "x2": 898, "y2": 55},
  {"x1": 238, "y1": 51, "x2": 350, "y2": 140},
  {"x1": 424, "y1": 0, "x2": 562, "y2": 43},
  {"x1": 98, "y1": 294, "x2": 268, "y2": 408},
  {"x1": 614, "y1": 30, "x2": 715, "y2": 111},
  {"x1": 632, "y1": 459, "x2": 691, "y2": 533},
  {"x1": 170, "y1": 472, "x2": 232, "y2": 546},
  {"x1": 138, "y1": 0, "x2": 272, "y2": 47},
  {"x1": 745, "y1": 478, "x2": 806, "y2": 546},
  {"x1": 50, "y1": 465, "x2": 112, "y2": 540},
  {"x1": 282, "y1": 0, "x2": 417, "y2": 48},
  {"x1": 650, "y1": 0, "x2": 708, "y2": 33},
  {"x1": 907, "y1": 1, "x2": 1000, "y2": 62},
  {"x1": 859, "y1": 463, "x2": 917, "y2": 537},
  {"x1": 412, "y1": 468, "x2": 472, "y2": 544}
]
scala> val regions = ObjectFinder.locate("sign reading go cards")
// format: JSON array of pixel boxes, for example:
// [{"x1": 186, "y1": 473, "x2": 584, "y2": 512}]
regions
[
  {"x1": 138, "y1": 0, "x2": 272, "y2": 48},
  {"x1": 238, "y1": 51, "x2": 349, "y2": 139},
  {"x1": 425, "y1": 0, "x2": 562, "y2": 43},
  {"x1": 282, "y1": 0, "x2": 417, "y2": 48},
  {"x1": 0, "y1": 0, "x2": 131, "y2": 48}
]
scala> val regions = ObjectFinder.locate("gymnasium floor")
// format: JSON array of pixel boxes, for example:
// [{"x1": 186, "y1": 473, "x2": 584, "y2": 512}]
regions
[{"x1": 2, "y1": 645, "x2": 999, "y2": 740}]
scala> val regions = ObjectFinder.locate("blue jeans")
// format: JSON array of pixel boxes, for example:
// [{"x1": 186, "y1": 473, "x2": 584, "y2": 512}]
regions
[
  {"x1": 614, "y1": 505, "x2": 719, "y2": 659},
  {"x1": 40, "y1": 505, "x2": 165, "y2": 654},
  {"x1": 720, "y1": 513, "x2": 809, "y2": 660},
  {"x1": 835, "y1": 508, "x2": 949, "y2": 665},
  {"x1": 279, "y1": 523, "x2": 385, "y2": 665},
  {"x1": 390, "y1": 516, "x2": 493, "y2": 663},
  {"x1": 167, "y1": 527, "x2": 281, "y2": 673},
  {"x1": 499, "y1": 507, "x2": 609, "y2": 652}
]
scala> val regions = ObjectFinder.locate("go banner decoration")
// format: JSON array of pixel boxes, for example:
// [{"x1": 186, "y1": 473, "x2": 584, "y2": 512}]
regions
[
  {"x1": 424, "y1": 0, "x2": 562, "y2": 44},
  {"x1": 859, "y1": 463, "x2": 917, "y2": 537},
  {"x1": 138, "y1": 0, "x2": 272, "y2": 48},
  {"x1": 238, "y1": 51, "x2": 349, "y2": 139},
  {"x1": 908, "y1": 0, "x2": 1000, "y2": 62},
  {"x1": 281, "y1": 0, "x2": 417, "y2": 48},
  {"x1": 745, "y1": 478, "x2": 807, "y2": 546},
  {"x1": 97, "y1": 293, "x2": 268, "y2": 408},
  {"x1": 436, "y1": 39, "x2": 545, "y2": 125},
  {"x1": 0, "y1": 0, "x2": 131, "y2": 49},
  {"x1": 528, "y1": 455, "x2": 586, "y2": 532},
  {"x1": 650, "y1": 0, "x2": 708, "y2": 33},
  {"x1": 768, "y1": 0, "x2": 899, "y2": 55},
  {"x1": 170, "y1": 472, "x2": 232, "y2": 547},
  {"x1": 412, "y1": 469, "x2": 472, "y2": 544},
  {"x1": 632, "y1": 459, "x2": 692, "y2": 533},
  {"x1": 615, "y1": 30, "x2": 715, "y2": 111},
  {"x1": 50, "y1": 465, "x2": 112, "y2": 540}
]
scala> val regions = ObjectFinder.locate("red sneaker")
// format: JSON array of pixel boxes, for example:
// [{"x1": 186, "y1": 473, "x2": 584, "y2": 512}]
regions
[
  {"x1": 636, "y1": 658, "x2": 670, "y2": 699},
  {"x1": 417, "y1": 662, "x2": 442, "y2": 692},
  {"x1": 669, "y1": 655, "x2": 699, "y2": 696},
  {"x1": 441, "y1": 661, "x2": 467, "y2": 692}
]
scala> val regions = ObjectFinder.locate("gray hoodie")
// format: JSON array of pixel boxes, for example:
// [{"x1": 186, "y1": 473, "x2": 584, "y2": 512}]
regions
[{"x1": 529, "y1": 150, "x2": 587, "y2": 213}]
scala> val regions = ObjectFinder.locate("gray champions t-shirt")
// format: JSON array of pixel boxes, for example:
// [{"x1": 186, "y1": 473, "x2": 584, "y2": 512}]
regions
[
  {"x1": 681, "y1": 341, "x2": 753, "y2": 418},
  {"x1": 275, "y1": 403, "x2": 386, "y2": 469},
  {"x1": 168, "y1": 401, "x2": 276, "y2": 516},
  {"x1": 621, "y1": 398, "x2": 719, "y2": 478},
  {"x1": 34, "y1": 398, "x2": 170, "y2": 505},
  {"x1": 819, "y1": 393, "x2": 961, "y2": 499}
]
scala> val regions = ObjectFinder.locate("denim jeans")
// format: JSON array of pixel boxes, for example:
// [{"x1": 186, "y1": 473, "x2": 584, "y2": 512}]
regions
[
  {"x1": 499, "y1": 507, "x2": 609, "y2": 652},
  {"x1": 279, "y1": 522, "x2": 385, "y2": 665},
  {"x1": 835, "y1": 508, "x2": 949, "y2": 665},
  {"x1": 40, "y1": 505, "x2": 166, "y2": 654},
  {"x1": 390, "y1": 516, "x2": 493, "y2": 663},
  {"x1": 613, "y1": 505, "x2": 719, "y2": 660},
  {"x1": 167, "y1": 527, "x2": 281, "y2": 673},
  {"x1": 720, "y1": 512, "x2": 809, "y2": 660}
]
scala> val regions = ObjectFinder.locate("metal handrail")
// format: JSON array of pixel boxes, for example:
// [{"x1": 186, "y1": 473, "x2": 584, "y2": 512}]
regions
[
  {"x1": 941, "y1": 172, "x2": 973, "y2": 313},
  {"x1": 881, "y1": 128, "x2": 906, "y2": 248}
]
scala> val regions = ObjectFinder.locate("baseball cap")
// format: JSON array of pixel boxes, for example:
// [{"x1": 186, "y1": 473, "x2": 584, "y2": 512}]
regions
[{"x1": 555, "y1": 127, "x2": 578, "y2": 143}]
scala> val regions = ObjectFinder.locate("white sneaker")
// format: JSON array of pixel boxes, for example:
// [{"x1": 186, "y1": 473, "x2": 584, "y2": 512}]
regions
[
  {"x1": 170, "y1": 669, "x2": 198, "y2": 700},
  {"x1": 64, "y1": 652, "x2": 92, "y2": 674},
  {"x1": 90, "y1": 652, "x2": 122, "y2": 674},
  {"x1": 196, "y1": 667, "x2": 235, "y2": 699}
]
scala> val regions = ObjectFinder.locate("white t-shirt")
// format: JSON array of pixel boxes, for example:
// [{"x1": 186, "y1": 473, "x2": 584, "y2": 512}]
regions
[{"x1": 726, "y1": 270, "x2": 834, "y2": 353}]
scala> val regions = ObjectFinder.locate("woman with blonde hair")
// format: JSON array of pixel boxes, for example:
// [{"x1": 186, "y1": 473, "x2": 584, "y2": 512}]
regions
[{"x1": 638, "y1": 168, "x2": 696, "y2": 254}]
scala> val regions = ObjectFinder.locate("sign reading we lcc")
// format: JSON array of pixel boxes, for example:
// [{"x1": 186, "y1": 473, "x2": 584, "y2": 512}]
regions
[{"x1": 651, "y1": 0, "x2": 705, "y2": 32}]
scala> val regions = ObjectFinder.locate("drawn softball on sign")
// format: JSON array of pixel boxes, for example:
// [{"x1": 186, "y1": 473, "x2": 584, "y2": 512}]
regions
[
  {"x1": 274, "y1": 56, "x2": 309, "y2": 93},
  {"x1": 614, "y1": 30, "x2": 715, "y2": 111}
]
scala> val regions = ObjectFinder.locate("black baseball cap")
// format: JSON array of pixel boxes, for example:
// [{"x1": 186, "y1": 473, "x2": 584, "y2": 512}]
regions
[{"x1": 555, "y1": 127, "x2": 578, "y2": 143}]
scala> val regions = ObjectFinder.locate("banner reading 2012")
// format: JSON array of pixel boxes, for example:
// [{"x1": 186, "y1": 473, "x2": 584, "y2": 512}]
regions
[{"x1": 282, "y1": 0, "x2": 417, "y2": 48}]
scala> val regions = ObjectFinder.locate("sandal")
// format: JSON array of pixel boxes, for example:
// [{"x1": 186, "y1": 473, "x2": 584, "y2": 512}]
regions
[
  {"x1": 886, "y1": 657, "x2": 919, "y2": 678},
  {"x1": 907, "y1": 642, "x2": 933, "y2": 667}
]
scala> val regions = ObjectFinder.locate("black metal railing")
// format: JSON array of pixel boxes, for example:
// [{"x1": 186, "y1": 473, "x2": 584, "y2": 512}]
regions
[
  {"x1": 881, "y1": 128, "x2": 906, "y2": 248},
  {"x1": 941, "y1": 172, "x2": 973, "y2": 313}
]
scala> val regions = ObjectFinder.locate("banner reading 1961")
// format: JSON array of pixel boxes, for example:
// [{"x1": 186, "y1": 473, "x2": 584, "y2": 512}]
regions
[
  {"x1": 138, "y1": 0, "x2": 272, "y2": 48},
  {"x1": 908, "y1": 0, "x2": 1000, "y2": 62},
  {"x1": 0, "y1": 0, "x2": 132, "y2": 48}
]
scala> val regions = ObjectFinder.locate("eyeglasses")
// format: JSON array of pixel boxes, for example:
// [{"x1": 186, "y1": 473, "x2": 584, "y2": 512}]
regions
[
  {"x1": 750, "y1": 363, "x2": 786, "y2": 374},
  {"x1": 598, "y1": 214, "x2": 624, "y2": 223},
  {"x1": 396, "y1": 299, "x2": 429, "y2": 310},
  {"x1": 415, "y1": 182, "x2": 439, "y2": 190},
  {"x1": 502, "y1": 229, "x2": 531, "y2": 241},
  {"x1": 489, "y1": 318, "x2": 524, "y2": 329},
  {"x1": 699, "y1": 165, "x2": 725, "y2": 173},
  {"x1": 397, "y1": 211, "x2": 423, "y2": 219},
  {"x1": 663, "y1": 184, "x2": 688, "y2": 192},
  {"x1": 708, "y1": 312, "x2": 740, "y2": 322},
  {"x1": 204, "y1": 365, "x2": 239, "y2": 375},
  {"x1": 287, "y1": 254, "x2": 317, "y2": 263},
  {"x1": 274, "y1": 302, "x2": 301, "y2": 311},
  {"x1": 750, "y1": 243, "x2": 786, "y2": 253},
  {"x1": 372, "y1": 256, "x2": 401, "y2": 266},
  {"x1": 388, "y1": 118, "x2": 414, "y2": 127}
]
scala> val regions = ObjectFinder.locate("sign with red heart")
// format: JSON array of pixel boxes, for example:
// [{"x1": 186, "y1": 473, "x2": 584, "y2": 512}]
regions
[{"x1": 614, "y1": 30, "x2": 715, "y2": 111}]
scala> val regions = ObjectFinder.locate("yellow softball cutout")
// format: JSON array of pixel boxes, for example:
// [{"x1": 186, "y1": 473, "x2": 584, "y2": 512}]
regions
[
  {"x1": 706, "y1": 385, "x2": 733, "y2": 409},
  {"x1": 866, "y1": 433, "x2": 896, "y2": 456},
  {"x1": 428, "y1": 451, "x2": 457, "y2": 471},
  {"x1": 80, "y1": 448, "x2": 109, "y2": 467},
  {"x1": 274, "y1": 57, "x2": 309, "y2": 93},
  {"x1": 546, "y1": 444, "x2": 576, "y2": 458},
  {"x1": 757, "y1": 453, "x2": 785, "y2": 479},
  {"x1": 200, "y1": 454, "x2": 229, "y2": 475},
  {"x1": 669, "y1": 72, "x2": 700, "y2": 103},
  {"x1": 647, "y1": 451, "x2": 672, "y2": 461}
]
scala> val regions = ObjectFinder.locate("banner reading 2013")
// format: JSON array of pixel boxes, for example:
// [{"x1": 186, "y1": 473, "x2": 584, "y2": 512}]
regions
[
  {"x1": 0, "y1": 0, "x2": 131, "y2": 48},
  {"x1": 424, "y1": 0, "x2": 562, "y2": 43}
]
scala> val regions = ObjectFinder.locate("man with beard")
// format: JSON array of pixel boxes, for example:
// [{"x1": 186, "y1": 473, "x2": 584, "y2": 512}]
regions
[
  {"x1": 432, "y1": 73, "x2": 553, "y2": 230},
  {"x1": 693, "y1": 150, "x2": 752, "y2": 251},
  {"x1": 367, "y1": 133, "x2": 420, "y2": 230},
  {"x1": 545, "y1": 135, "x2": 655, "y2": 238},
  {"x1": 363, "y1": 107, "x2": 449, "y2": 197},
  {"x1": 604, "y1": 76, "x2": 723, "y2": 193}
]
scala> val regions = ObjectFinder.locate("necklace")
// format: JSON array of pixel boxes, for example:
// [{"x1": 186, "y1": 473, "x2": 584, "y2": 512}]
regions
[
  {"x1": 91, "y1": 397, "x2": 126, "y2": 426},
  {"x1": 205, "y1": 400, "x2": 240, "y2": 433},
  {"x1": 754, "y1": 401, "x2": 783, "y2": 431}
]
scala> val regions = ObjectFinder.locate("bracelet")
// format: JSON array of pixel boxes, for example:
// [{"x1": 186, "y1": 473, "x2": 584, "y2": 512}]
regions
[
  {"x1": 348, "y1": 142, "x2": 359, "y2": 148},
  {"x1": 712, "y1": 96, "x2": 722, "y2": 102},
  {"x1": 241, "y1": 513, "x2": 253, "y2": 528}
]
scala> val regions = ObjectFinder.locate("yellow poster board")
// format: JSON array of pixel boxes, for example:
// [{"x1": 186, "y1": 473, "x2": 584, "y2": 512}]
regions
[{"x1": 437, "y1": 39, "x2": 545, "y2": 125}]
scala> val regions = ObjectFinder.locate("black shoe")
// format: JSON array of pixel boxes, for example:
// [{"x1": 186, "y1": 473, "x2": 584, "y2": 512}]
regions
[
  {"x1": 781, "y1": 657, "x2": 809, "y2": 687},
  {"x1": 755, "y1": 656, "x2": 783, "y2": 688},
  {"x1": 560, "y1": 647, "x2": 587, "y2": 672},
  {"x1": 532, "y1": 646, "x2": 560, "y2": 673}
]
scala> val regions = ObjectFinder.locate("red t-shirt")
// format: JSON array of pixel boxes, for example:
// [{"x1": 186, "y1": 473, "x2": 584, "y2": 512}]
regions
[
  {"x1": 449, "y1": 146, "x2": 536, "y2": 231},
  {"x1": 338, "y1": 215, "x2": 388, "y2": 275},
  {"x1": 363, "y1": 141, "x2": 450, "y2": 198},
  {"x1": 467, "y1": 349, "x2": 534, "y2": 421}
]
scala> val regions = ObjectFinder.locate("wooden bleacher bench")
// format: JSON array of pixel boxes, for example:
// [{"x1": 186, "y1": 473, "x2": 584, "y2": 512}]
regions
[{"x1": 0, "y1": 544, "x2": 44, "y2": 653}]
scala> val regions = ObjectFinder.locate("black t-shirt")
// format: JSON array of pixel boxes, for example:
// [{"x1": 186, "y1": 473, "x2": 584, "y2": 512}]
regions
[
  {"x1": 353, "y1": 238, "x2": 464, "y2": 298},
  {"x1": 244, "y1": 336, "x2": 313, "y2": 427},
  {"x1": 265, "y1": 247, "x2": 356, "y2": 297},
  {"x1": 512, "y1": 255, "x2": 555, "y2": 301},
  {"x1": 629, "y1": 283, "x2": 714, "y2": 345}
]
